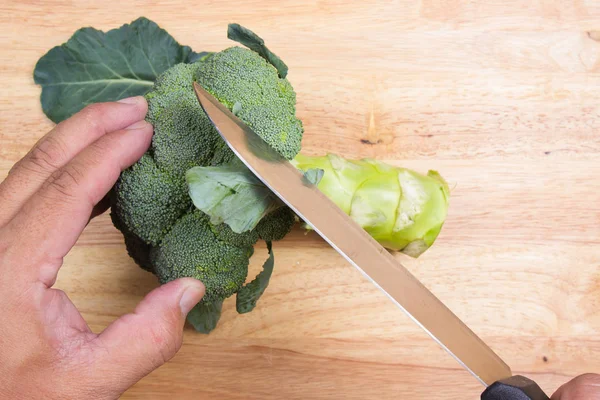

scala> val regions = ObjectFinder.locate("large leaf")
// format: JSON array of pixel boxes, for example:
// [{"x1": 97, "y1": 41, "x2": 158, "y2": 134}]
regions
[
  {"x1": 236, "y1": 242, "x2": 274, "y2": 314},
  {"x1": 34, "y1": 16, "x2": 209, "y2": 123},
  {"x1": 185, "y1": 159, "x2": 285, "y2": 234}
]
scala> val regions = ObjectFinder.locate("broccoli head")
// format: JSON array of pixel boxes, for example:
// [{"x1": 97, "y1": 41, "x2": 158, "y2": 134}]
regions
[{"x1": 110, "y1": 26, "x2": 302, "y2": 333}]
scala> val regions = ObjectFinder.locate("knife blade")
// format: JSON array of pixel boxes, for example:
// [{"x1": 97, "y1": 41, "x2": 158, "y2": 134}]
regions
[{"x1": 192, "y1": 82, "x2": 548, "y2": 399}]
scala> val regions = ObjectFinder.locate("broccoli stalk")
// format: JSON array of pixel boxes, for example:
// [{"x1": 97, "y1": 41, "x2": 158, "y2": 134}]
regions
[{"x1": 291, "y1": 154, "x2": 450, "y2": 257}]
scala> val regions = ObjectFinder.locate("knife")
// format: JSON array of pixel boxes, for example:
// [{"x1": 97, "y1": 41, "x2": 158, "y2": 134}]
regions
[{"x1": 193, "y1": 82, "x2": 550, "y2": 400}]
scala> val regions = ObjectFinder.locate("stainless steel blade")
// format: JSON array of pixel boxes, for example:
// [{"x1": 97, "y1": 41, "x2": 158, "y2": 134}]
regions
[{"x1": 193, "y1": 82, "x2": 512, "y2": 386}]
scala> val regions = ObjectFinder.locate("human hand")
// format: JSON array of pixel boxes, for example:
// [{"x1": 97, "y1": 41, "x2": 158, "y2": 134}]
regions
[
  {"x1": 552, "y1": 373, "x2": 600, "y2": 399},
  {"x1": 0, "y1": 97, "x2": 205, "y2": 399}
]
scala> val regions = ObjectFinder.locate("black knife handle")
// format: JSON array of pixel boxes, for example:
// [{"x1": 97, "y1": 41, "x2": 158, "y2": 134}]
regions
[{"x1": 481, "y1": 375, "x2": 550, "y2": 400}]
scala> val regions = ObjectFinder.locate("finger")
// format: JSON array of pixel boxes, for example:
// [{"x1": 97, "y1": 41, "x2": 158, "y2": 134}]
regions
[
  {"x1": 552, "y1": 374, "x2": 600, "y2": 400},
  {"x1": 0, "y1": 97, "x2": 148, "y2": 227},
  {"x1": 92, "y1": 278, "x2": 205, "y2": 394},
  {"x1": 1, "y1": 120, "x2": 152, "y2": 286}
]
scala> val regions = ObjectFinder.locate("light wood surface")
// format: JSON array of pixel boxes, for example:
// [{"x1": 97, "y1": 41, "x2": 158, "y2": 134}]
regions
[{"x1": 1, "y1": 1, "x2": 600, "y2": 398}]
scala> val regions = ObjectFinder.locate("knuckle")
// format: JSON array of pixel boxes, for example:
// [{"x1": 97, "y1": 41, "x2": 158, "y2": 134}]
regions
[
  {"x1": 15, "y1": 135, "x2": 68, "y2": 177},
  {"x1": 31, "y1": 136, "x2": 66, "y2": 169},
  {"x1": 6, "y1": 159, "x2": 22, "y2": 177},
  {"x1": 43, "y1": 164, "x2": 86, "y2": 201},
  {"x1": 87, "y1": 139, "x2": 110, "y2": 160}
]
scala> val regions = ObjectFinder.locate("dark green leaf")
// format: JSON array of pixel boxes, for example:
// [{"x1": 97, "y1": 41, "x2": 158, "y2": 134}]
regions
[
  {"x1": 227, "y1": 23, "x2": 288, "y2": 78},
  {"x1": 34, "y1": 16, "x2": 207, "y2": 123},
  {"x1": 303, "y1": 168, "x2": 324, "y2": 185},
  {"x1": 185, "y1": 159, "x2": 285, "y2": 234},
  {"x1": 236, "y1": 242, "x2": 274, "y2": 314},
  {"x1": 186, "y1": 300, "x2": 224, "y2": 334}
]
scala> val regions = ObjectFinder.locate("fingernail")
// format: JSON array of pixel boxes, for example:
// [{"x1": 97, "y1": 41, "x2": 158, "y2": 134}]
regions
[
  {"x1": 126, "y1": 120, "x2": 150, "y2": 130},
  {"x1": 179, "y1": 282, "x2": 205, "y2": 315},
  {"x1": 117, "y1": 96, "x2": 143, "y2": 105}
]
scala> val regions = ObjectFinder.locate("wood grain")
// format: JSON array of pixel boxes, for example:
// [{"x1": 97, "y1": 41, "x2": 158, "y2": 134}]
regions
[{"x1": 1, "y1": 1, "x2": 600, "y2": 398}]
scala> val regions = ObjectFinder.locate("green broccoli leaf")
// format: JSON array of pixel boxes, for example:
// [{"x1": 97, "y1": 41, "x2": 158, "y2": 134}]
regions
[
  {"x1": 186, "y1": 158, "x2": 285, "y2": 234},
  {"x1": 34, "y1": 16, "x2": 208, "y2": 123},
  {"x1": 236, "y1": 242, "x2": 274, "y2": 314},
  {"x1": 186, "y1": 300, "x2": 224, "y2": 334},
  {"x1": 227, "y1": 23, "x2": 288, "y2": 78}
]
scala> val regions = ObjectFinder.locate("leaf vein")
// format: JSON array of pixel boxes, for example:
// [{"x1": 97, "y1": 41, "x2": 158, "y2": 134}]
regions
[
  {"x1": 114, "y1": 81, "x2": 135, "y2": 99},
  {"x1": 136, "y1": 31, "x2": 158, "y2": 77},
  {"x1": 82, "y1": 82, "x2": 114, "y2": 105}
]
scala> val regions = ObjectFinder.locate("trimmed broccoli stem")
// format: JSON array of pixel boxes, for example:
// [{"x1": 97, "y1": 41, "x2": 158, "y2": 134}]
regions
[
  {"x1": 290, "y1": 153, "x2": 450, "y2": 257},
  {"x1": 187, "y1": 299, "x2": 224, "y2": 334}
]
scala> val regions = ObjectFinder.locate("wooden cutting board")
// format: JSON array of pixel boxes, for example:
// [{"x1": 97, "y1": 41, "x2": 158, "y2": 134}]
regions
[{"x1": 1, "y1": 1, "x2": 599, "y2": 398}]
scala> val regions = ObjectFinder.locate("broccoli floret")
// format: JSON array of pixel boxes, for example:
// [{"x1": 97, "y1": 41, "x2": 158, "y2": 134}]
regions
[
  {"x1": 151, "y1": 211, "x2": 253, "y2": 304},
  {"x1": 111, "y1": 154, "x2": 190, "y2": 246},
  {"x1": 146, "y1": 63, "x2": 220, "y2": 175},
  {"x1": 195, "y1": 47, "x2": 303, "y2": 160}
]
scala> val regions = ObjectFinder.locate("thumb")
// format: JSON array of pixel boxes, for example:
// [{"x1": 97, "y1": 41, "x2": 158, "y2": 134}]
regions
[{"x1": 93, "y1": 278, "x2": 205, "y2": 392}]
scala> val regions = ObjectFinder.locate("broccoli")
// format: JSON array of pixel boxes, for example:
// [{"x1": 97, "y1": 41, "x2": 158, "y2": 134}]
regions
[
  {"x1": 110, "y1": 29, "x2": 301, "y2": 333},
  {"x1": 108, "y1": 24, "x2": 450, "y2": 333}
]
